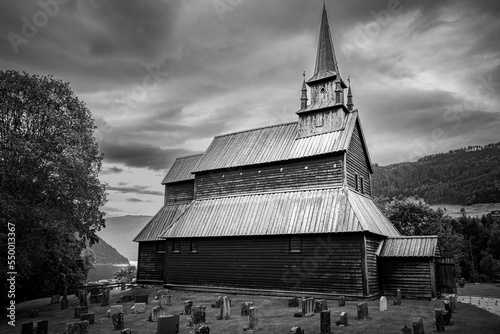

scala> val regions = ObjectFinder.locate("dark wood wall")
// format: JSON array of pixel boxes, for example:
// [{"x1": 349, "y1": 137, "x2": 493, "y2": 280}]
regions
[
  {"x1": 365, "y1": 235, "x2": 383, "y2": 296},
  {"x1": 346, "y1": 122, "x2": 371, "y2": 196},
  {"x1": 165, "y1": 233, "x2": 367, "y2": 296},
  {"x1": 195, "y1": 155, "x2": 344, "y2": 199},
  {"x1": 165, "y1": 180, "x2": 194, "y2": 204},
  {"x1": 378, "y1": 257, "x2": 434, "y2": 299},
  {"x1": 137, "y1": 241, "x2": 165, "y2": 283}
]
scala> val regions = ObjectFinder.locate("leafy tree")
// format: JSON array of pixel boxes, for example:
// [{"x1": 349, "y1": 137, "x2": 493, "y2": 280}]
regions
[
  {"x1": 114, "y1": 265, "x2": 137, "y2": 282},
  {"x1": 0, "y1": 70, "x2": 107, "y2": 305}
]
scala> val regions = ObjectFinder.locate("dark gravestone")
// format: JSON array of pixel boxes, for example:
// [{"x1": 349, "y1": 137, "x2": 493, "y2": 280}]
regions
[
  {"x1": 338, "y1": 296, "x2": 345, "y2": 307},
  {"x1": 21, "y1": 320, "x2": 48, "y2": 334},
  {"x1": 61, "y1": 299, "x2": 69, "y2": 310},
  {"x1": 121, "y1": 282, "x2": 126, "y2": 291},
  {"x1": 241, "y1": 302, "x2": 253, "y2": 316},
  {"x1": 412, "y1": 317, "x2": 425, "y2": 334},
  {"x1": 120, "y1": 295, "x2": 134, "y2": 303},
  {"x1": 320, "y1": 310, "x2": 331, "y2": 334},
  {"x1": 120, "y1": 329, "x2": 133, "y2": 334},
  {"x1": 192, "y1": 306, "x2": 206, "y2": 325},
  {"x1": 78, "y1": 290, "x2": 88, "y2": 307},
  {"x1": 435, "y1": 309, "x2": 445, "y2": 332},
  {"x1": 401, "y1": 325, "x2": 412, "y2": 334},
  {"x1": 288, "y1": 297, "x2": 299, "y2": 307},
  {"x1": 293, "y1": 310, "x2": 303, "y2": 317},
  {"x1": 443, "y1": 301, "x2": 452, "y2": 319},
  {"x1": 396, "y1": 289, "x2": 402, "y2": 305},
  {"x1": 335, "y1": 312, "x2": 348, "y2": 326},
  {"x1": 80, "y1": 313, "x2": 94, "y2": 325},
  {"x1": 315, "y1": 299, "x2": 328, "y2": 313},
  {"x1": 291, "y1": 327, "x2": 304, "y2": 334},
  {"x1": 135, "y1": 294, "x2": 149, "y2": 304},
  {"x1": 196, "y1": 325, "x2": 210, "y2": 334},
  {"x1": 74, "y1": 306, "x2": 88, "y2": 318},
  {"x1": 248, "y1": 306, "x2": 259, "y2": 331},
  {"x1": 112, "y1": 312, "x2": 124, "y2": 330},
  {"x1": 65, "y1": 320, "x2": 89, "y2": 334},
  {"x1": 89, "y1": 294, "x2": 102, "y2": 304},
  {"x1": 443, "y1": 310, "x2": 451, "y2": 326},
  {"x1": 157, "y1": 314, "x2": 180, "y2": 333},
  {"x1": 357, "y1": 302, "x2": 369, "y2": 320},
  {"x1": 184, "y1": 300, "x2": 193, "y2": 315},
  {"x1": 101, "y1": 288, "x2": 110, "y2": 307}
]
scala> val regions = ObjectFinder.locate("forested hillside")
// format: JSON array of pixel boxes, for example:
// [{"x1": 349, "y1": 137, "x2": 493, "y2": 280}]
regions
[
  {"x1": 372, "y1": 142, "x2": 500, "y2": 205},
  {"x1": 89, "y1": 237, "x2": 129, "y2": 265}
]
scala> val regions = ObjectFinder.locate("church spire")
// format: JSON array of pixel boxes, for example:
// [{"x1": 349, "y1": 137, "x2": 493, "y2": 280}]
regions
[
  {"x1": 307, "y1": 3, "x2": 343, "y2": 85},
  {"x1": 300, "y1": 71, "x2": 308, "y2": 110},
  {"x1": 347, "y1": 76, "x2": 354, "y2": 111}
]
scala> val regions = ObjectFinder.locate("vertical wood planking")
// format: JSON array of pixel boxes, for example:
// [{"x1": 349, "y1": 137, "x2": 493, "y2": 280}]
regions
[{"x1": 346, "y1": 122, "x2": 371, "y2": 195}]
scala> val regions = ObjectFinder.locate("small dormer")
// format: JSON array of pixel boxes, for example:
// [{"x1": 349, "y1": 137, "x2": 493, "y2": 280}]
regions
[{"x1": 296, "y1": 4, "x2": 349, "y2": 139}]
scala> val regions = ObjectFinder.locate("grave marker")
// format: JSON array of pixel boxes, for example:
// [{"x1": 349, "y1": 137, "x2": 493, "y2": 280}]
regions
[
  {"x1": 249, "y1": 306, "x2": 259, "y2": 330},
  {"x1": 288, "y1": 297, "x2": 299, "y2": 307},
  {"x1": 192, "y1": 306, "x2": 206, "y2": 325},
  {"x1": 219, "y1": 296, "x2": 231, "y2": 320},
  {"x1": 101, "y1": 288, "x2": 110, "y2": 307},
  {"x1": 133, "y1": 302, "x2": 146, "y2": 313},
  {"x1": 435, "y1": 309, "x2": 445, "y2": 332},
  {"x1": 112, "y1": 312, "x2": 124, "y2": 330},
  {"x1": 401, "y1": 325, "x2": 412, "y2": 334},
  {"x1": 338, "y1": 296, "x2": 346, "y2": 307},
  {"x1": 159, "y1": 294, "x2": 172, "y2": 308},
  {"x1": 135, "y1": 294, "x2": 148, "y2": 304},
  {"x1": 315, "y1": 299, "x2": 328, "y2": 313},
  {"x1": 449, "y1": 294, "x2": 457, "y2": 312},
  {"x1": 149, "y1": 306, "x2": 168, "y2": 322},
  {"x1": 241, "y1": 302, "x2": 253, "y2": 316},
  {"x1": 412, "y1": 317, "x2": 424, "y2": 334},
  {"x1": 78, "y1": 290, "x2": 88, "y2": 307},
  {"x1": 120, "y1": 329, "x2": 132, "y2": 334},
  {"x1": 357, "y1": 302, "x2": 369, "y2": 320},
  {"x1": 443, "y1": 300, "x2": 452, "y2": 319},
  {"x1": 73, "y1": 306, "x2": 88, "y2": 318},
  {"x1": 21, "y1": 320, "x2": 48, "y2": 334},
  {"x1": 336, "y1": 311, "x2": 348, "y2": 326},
  {"x1": 320, "y1": 310, "x2": 331, "y2": 334},
  {"x1": 196, "y1": 325, "x2": 210, "y2": 334},
  {"x1": 157, "y1": 314, "x2": 180, "y2": 333},
  {"x1": 184, "y1": 300, "x2": 193, "y2": 315},
  {"x1": 291, "y1": 327, "x2": 304, "y2": 334},
  {"x1": 80, "y1": 313, "x2": 94, "y2": 325},
  {"x1": 396, "y1": 289, "x2": 402, "y2": 305},
  {"x1": 65, "y1": 320, "x2": 89, "y2": 334},
  {"x1": 302, "y1": 297, "x2": 314, "y2": 317},
  {"x1": 379, "y1": 296, "x2": 387, "y2": 311}
]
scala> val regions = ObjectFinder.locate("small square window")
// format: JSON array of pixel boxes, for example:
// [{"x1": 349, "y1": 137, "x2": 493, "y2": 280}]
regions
[
  {"x1": 172, "y1": 240, "x2": 180, "y2": 253},
  {"x1": 190, "y1": 240, "x2": 198, "y2": 253},
  {"x1": 355, "y1": 173, "x2": 359, "y2": 191},
  {"x1": 289, "y1": 236, "x2": 302, "y2": 253},
  {"x1": 156, "y1": 241, "x2": 166, "y2": 253},
  {"x1": 315, "y1": 113, "x2": 323, "y2": 127}
]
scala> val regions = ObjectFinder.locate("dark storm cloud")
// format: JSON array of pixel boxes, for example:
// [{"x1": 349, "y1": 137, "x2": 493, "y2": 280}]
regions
[
  {"x1": 99, "y1": 141, "x2": 198, "y2": 171},
  {"x1": 107, "y1": 185, "x2": 163, "y2": 197}
]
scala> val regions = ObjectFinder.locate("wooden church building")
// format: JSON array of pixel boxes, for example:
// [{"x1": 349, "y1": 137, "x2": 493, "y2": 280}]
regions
[{"x1": 134, "y1": 5, "x2": 448, "y2": 299}]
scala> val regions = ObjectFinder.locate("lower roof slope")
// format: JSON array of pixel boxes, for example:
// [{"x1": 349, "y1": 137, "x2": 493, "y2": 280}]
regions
[
  {"x1": 378, "y1": 236, "x2": 440, "y2": 257},
  {"x1": 133, "y1": 203, "x2": 191, "y2": 242},
  {"x1": 160, "y1": 187, "x2": 400, "y2": 239}
]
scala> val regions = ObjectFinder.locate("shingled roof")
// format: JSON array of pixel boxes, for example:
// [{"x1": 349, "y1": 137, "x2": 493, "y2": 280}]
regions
[
  {"x1": 192, "y1": 110, "x2": 359, "y2": 173},
  {"x1": 161, "y1": 154, "x2": 203, "y2": 184},
  {"x1": 133, "y1": 203, "x2": 191, "y2": 242},
  {"x1": 160, "y1": 188, "x2": 400, "y2": 239},
  {"x1": 378, "y1": 236, "x2": 441, "y2": 257}
]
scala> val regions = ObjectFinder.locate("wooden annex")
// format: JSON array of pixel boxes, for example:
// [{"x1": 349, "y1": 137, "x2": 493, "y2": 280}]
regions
[{"x1": 134, "y1": 5, "x2": 451, "y2": 299}]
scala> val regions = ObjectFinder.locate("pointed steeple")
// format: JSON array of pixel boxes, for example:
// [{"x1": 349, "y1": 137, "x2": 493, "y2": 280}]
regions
[
  {"x1": 347, "y1": 76, "x2": 354, "y2": 111},
  {"x1": 307, "y1": 3, "x2": 344, "y2": 86},
  {"x1": 300, "y1": 71, "x2": 308, "y2": 110}
]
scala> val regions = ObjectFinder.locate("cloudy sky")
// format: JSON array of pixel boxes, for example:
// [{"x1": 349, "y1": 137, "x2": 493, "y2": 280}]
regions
[{"x1": 1, "y1": 0, "x2": 499, "y2": 217}]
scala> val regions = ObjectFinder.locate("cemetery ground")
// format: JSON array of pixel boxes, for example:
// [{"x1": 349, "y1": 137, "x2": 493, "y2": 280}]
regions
[{"x1": 2, "y1": 285, "x2": 500, "y2": 334}]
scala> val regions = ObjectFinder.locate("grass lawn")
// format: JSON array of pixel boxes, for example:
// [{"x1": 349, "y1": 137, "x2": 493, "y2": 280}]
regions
[
  {"x1": 2, "y1": 286, "x2": 499, "y2": 334},
  {"x1": 459, "y1": 283, "x2": 500, "y2": 299}
]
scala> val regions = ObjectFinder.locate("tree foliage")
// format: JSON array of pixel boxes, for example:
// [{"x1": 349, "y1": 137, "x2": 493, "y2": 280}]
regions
[
  {"x1": 0, "y1": 70, "x2": 107, "y2": 304},
  {"x1": 114, "y1": 265, "x2": 137, "y2": 283},
  {"x1": 372, "y1": 143, "x2": 500, "y2": 205},
  {"x1": 375, "y1": 196, "x2": 500, "y2": 281}
]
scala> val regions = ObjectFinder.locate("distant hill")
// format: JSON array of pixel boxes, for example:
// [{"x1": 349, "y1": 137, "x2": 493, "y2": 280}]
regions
[
  {"x1": 372, "y1": 142, "x2": 500, "y2": 205},
  {"x1": 97, "y1": 215, "x2": 152, "y2": 261},
  {"x1": 89, "y1": 237, "x2": 128, "y2": 265}
]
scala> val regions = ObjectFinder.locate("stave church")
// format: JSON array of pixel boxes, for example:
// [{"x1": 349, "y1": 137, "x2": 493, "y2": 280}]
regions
[{"x1": 133, "y1": 4, "x2": 454, "y2": 299}]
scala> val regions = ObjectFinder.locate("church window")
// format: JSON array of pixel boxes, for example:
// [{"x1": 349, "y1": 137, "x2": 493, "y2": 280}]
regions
[
  {"x1": 190, "y1": 240, "x2": 198, "y2": 253},
  {"x1": 289, "y1": 236, "x2": 302, "y2": 253},
  {"x1": 156, "y1": 241, "x2": 165, "y2": 253},
  {"x1": 172, "y1": 239, "x2": 180, "y2": 253},
  {"x1": 355, "y1": 173, "x2": 359, "y2": 191},
  {"x1": 315, "y1": 113, "x2": 323, "y2": 127},
  {"x1": 360, "y1": 177, "x2": 364, "y2": 194}
]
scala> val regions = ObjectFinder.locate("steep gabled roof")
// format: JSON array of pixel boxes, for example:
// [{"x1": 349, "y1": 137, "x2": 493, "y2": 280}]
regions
[
  {"x1": 161, "y1": 154, "x2": 203, "y2": 184},
  {"x1": 133, "y1": 203, "x2": 191, "y2": 242},
  {"x1": 192, "y1": 111, "x2": 359, "y2": 173},
  {"x1": 378, "y1": 236, "x2": 441, "y2": 257},
  {"x1": 160, "y1": 188, "x2": 400, "y2": 239}
]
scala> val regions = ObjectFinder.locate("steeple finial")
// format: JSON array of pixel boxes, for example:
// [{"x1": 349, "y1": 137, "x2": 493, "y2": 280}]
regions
[
  {"x1": 347, "y1": 76, "x2": 354, "y2": 111},
  {"x1": 300, "y1": 71, "x2": 308, "y2": 110}
]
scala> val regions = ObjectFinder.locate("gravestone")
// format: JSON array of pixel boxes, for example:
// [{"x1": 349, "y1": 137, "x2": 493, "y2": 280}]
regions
[
  {"x1": 379, "y1": 296, "x2": 387, "y2": 311},
  {"x1": 412, "y1": 317, "x2": 424, "y2": 334},
  {"x1": 401, "y1": 325, "x2": 412, "y2": 334},
  {"x1": 241, "y1": 302, "x2": 253, "y2": 316},
  {"x1": 211, "y1": 296, "x2": 222, "y2": 308},
  {"x1": 112, "y1": 312, "x2": 124, "y2": 330},
  {"x1": 184, "y1": 300, "x2": 193, "y2": 315},
  {"x1": 133, "y1": 302, "x2": 146, "y2": 313},
  {"x1": 320, "y1": 310, "x2": 330, "y2": 334},
  {"x1": 315, "y1": 299, "x2": 328, "y2": 313},
  {"x1": 78, "y1": 290, "x2": 88, "y2": 307},
  {"x1": 301, "y1": 297, "x2": 314, "y2": 317},
  {"x1": 135, "y1": 294, "x2": 148, "y2": 304},
  {"x1": 120, "y1": 295, "x2": 134, "y2": 303},
  {"x1": 288, "y1": 297, "x2": 299, "y2": 307},
  {"x1": 101, "y1": 288, "x2": 110, "y2": 307},
  {"x1": 338, "y1": 296, "x2": 345, "y2": 307},
  {"x1": 21, "y1": 320, "x2": 48, "y2": 334},
  {"x1": 64, "y1": 320, "x2": 89, "y2": 334},
  {"x1": 157, "y1": 314, "x2": 180, "y2": 333},
  {"x1": 357, "y1": 302, "x2": 369, "y2": 320},
  {"x1": 157, "y1": 288, "x2": 169, "y2": 299},
  {"x1": 89, "y1": 293, "x2": 102, "y2": 304},
  {"x1": 293, "y1": 310, "x2": 302, "y2": 317},
  {"x1": 80, "y1": 313, "x2": 94, "y2": 325},
  {"x1": 396, "y1": 289, "x2": 402, "y2": 305},
  {"x1": 192, "y1": 306, "x2": 206, "y2": 325},
  {"x1": 61, "y1": 299, "x2": 69, "y2": 310},
  {"x1": 121, "y1": 282, "x2": 126, "y2": 291},
  {"x1": 159, "y1": 294, "x2": 172, "y2": 308},
  {"x1": 248, "y1": 306, "x2": 259, "y2": 331},
  {"x1": 443, "y1": 301, "x2": 452, "y2": 319},
  {"x1": 120, "y1": 329, "x2": 132, "y2": 334},
  {"x1": 110, "y1": 305, "x2": 124, "y2": 315},
  {"x1": 338, "y1": 311, "x2": 348, "y2": 326},
  {"x1": 196, "y1": 325, "x2": 210, "y2": 334},
  {"x1": 435, "y1": 309, "x2": 445, "y2": 332},
  {"x1": 449, "y1": 294, "x2": 457, "y2": 312},
  {"x1": 219, "y1": 296, "x2": 231, "y2": 320},
  {"x1": 291, "y1": 327, "x2": 304, "y2": 334},
  {"x1": 443, "y1": 309, "x2": 451, "y2": 326},
  {"x1": 73, "y1": 306, "x2": 88, "y2": 318},
  {"x1": 51, "y1": 295, "x2": 60, "y2": 304},
  {"x1": 149, "y1": 306, "x2": 168, "y2": 322}
]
